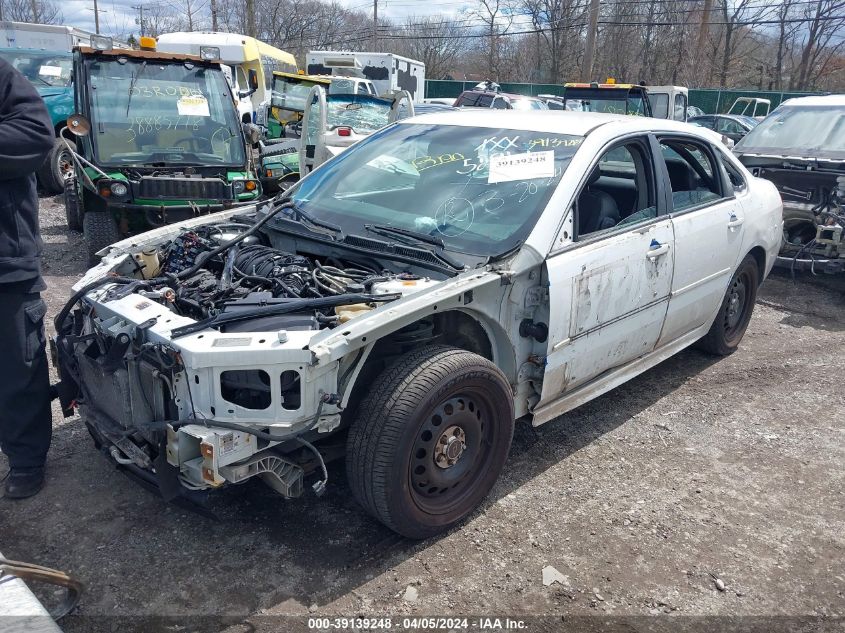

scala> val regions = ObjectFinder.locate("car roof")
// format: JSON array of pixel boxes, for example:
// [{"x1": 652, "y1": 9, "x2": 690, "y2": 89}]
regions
[
  {"x1": 399, "y1": 109, "x2": 719, "y2": 137},
  {"x1": 780, "y1": 94, "x2": 845, "y2": 107}
]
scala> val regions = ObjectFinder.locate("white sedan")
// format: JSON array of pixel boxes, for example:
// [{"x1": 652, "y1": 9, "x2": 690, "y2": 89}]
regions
[{"x1": 55, "y1": 110, "x2": 783, "y2": 538}]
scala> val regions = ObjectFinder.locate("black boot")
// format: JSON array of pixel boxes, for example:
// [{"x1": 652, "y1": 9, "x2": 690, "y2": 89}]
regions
[{"x1": 4, "y1": 467, "x2": 45, "y2": 499}]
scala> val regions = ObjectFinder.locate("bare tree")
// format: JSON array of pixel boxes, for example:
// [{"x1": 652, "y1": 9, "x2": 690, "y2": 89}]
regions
[
  {"x1": 0, "y1": 0, "x2": 61, "y2": 23},
  {"x1": 793, "y1": 0, "x2": 845, "y2": 90},
  {"x1": 391, "y1": 16, "x2": 473, "y2": 80},
  {"x1": 471, "y1": 0, "x2": 515, "y2": 81}
]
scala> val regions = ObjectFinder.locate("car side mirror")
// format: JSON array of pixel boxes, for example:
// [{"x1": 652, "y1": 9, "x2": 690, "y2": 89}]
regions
[{"x1": 66, "y1": 113, "x2": 91, "y2": 137}]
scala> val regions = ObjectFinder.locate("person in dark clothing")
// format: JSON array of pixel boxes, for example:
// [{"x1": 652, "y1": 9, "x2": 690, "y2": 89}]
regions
[{"x1": 0, "y1": 58, "x2": 57, "y2": 498}]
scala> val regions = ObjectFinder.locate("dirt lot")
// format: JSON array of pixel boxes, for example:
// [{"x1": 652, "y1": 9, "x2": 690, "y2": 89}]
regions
[{"x1": 1, "y1": 193, "x2": 844, "y2": 631}]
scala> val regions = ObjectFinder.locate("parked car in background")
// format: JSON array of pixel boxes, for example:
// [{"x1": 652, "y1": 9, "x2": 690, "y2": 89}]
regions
[
  {"x1": 733, "y1": 94, "x2": 845, "y2": 273},
  {"x1": 0, "y1": 47, "x2": 75, "y2": 193},
  {"x1": 423, "y1": 97, "x2": 454, "y2": 105},
  {"x1": 537, "y1": 94, "x2": 565, "y2": 110},
  {"x1": 454, "y1": 89, "x2": 548, "y2": 110},
  {"x1": 689, "y1": 114, "x2": 758, "y2": 143},
  {"x1": 55, "y1": 110, "x2": 781, "y2": 539}
]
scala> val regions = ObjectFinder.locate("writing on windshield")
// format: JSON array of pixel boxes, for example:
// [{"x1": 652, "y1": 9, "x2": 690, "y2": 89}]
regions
[
  {"x1": 292, "y1": 124, "x2": 583, "y2": 259},
  {"x1": 86, "y1": 58, "x2": 245, "y2": 166}
]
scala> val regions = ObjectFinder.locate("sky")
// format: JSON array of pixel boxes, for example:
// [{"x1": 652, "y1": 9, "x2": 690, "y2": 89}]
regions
[{"x1": 61, "y1": 0, "x2": 476, "y2": 38}]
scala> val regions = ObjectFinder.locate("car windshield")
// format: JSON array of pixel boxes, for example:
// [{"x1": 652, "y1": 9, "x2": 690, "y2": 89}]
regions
[
  {"x1": 325, "y1": 94, "x2": 393, "y2": 133},
  {"x1": 85, "y1": 56, "x2": 245, "y2": 167},
  {"x1": 272, "y1": 76, "x2": 325, "y2": 113},
  {"x1": 289, "y1": 123, "x2": 583, "y2": 259},
  {"x1": 0, "y1": 49, "x2": 72, "y2": 87},
  {"x1": 511, "y1": 98, "x2": 546, "y2": 111},
  {"x1": 565, "y1": 90, "x2": 647, "y2": 116},
  {"x1": 734, "y1": 104, "x2": 845, "y2": 158}
]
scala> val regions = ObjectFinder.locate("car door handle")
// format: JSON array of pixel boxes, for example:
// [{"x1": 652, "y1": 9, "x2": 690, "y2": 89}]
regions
[
  {"x1": 646, "y1": 240, "x2": 670, "y2": 261},
  {"x1": 727, "y1": 214, "x2": 744, "y2": 231}
]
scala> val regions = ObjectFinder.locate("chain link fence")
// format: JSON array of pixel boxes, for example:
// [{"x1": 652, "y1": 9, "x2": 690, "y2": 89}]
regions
[{"x1": 425, "y1": 80, "x2": 819, "y2": 114}]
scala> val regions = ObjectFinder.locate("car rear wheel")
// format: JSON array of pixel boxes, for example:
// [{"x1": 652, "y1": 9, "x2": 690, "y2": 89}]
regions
[
  {"x1": 696, "y1": 254, "x2": 759, "y2": 356},
  {"x1": 83, "y1": 211, "x2": 121, "y2": 265},
  {"x1": 346, "y1": 345, "x2": 514, "y2": 539}
]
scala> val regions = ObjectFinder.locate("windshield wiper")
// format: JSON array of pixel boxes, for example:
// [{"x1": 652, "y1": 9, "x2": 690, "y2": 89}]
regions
[
  {"x1": 365, "y1": 224, "x2": 444, "y2": 247},
  {"x1": 276, "y1": 200, "x2": 342, "y2": 235},
  {"x1": 363, "y1": 224, "x2": 465, "y2": 270},
  {"x1": 125, "y1": 61, "x2": 147, "y2": 116}
]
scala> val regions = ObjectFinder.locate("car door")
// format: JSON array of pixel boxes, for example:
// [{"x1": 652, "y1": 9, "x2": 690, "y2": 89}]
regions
[
  {"x1": 540, "y1": 135, "x2": 675, "y2": 402},
  {"x1": 656, "y1": 135, "x2": 746, "y2": 346}
]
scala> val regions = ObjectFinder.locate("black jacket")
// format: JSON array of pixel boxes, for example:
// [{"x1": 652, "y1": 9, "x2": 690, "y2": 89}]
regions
[{"x1": 0, "y1": 58, "x2": 55, "y2": 286}]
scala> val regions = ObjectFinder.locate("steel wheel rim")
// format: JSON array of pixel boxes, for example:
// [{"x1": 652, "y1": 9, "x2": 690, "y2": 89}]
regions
[
  {"x1": 409, "y1": 390, "x2": 496, "y2": 515},
  {"x1": 724, "y1": 269, "x2": 752, "y2": 336}
]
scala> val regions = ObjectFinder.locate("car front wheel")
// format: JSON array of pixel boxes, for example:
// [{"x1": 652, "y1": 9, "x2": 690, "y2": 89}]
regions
[
  {"x1": 346, "y1": 345, "x2": 514, "y2": 539},
  {"x1": 697, "y1": 254, "x2": 759, "y2": 356}
]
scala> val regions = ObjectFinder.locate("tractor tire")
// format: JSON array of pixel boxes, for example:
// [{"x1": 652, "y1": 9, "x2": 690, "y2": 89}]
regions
[
  {"x1": 38, "y1": 138, "x2": 76, "y2": 195},
  {"x1": 64, "y1": 178, "x2": 83, "y2": 232},
  {"x1": 83, "y1": 211, "x2": 121, "y2": 266}
]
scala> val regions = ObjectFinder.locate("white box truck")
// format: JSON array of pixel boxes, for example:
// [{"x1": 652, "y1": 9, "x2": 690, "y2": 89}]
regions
[
  {"x1": 306, "y1": 50, "x2": 426, "y2": 103},
  {"x1": 0, "y1": 21, "x2": 94, "y2": 50}
]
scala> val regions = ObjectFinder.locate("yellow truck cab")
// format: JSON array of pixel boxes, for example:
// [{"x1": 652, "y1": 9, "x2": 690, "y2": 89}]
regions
[{"x1": 156, "y1": 32, "x2": 297, "y2": 126}]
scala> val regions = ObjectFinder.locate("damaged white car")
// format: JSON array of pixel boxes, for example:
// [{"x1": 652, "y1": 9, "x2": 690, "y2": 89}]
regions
[{"x1": 54, "y1": 110, "x2": 783, "y2": 538}]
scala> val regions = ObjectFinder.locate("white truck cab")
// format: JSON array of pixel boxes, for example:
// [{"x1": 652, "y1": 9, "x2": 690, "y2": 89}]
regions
[{"x1": 648, "y1": 86, "x2": 689, "y2": 121}]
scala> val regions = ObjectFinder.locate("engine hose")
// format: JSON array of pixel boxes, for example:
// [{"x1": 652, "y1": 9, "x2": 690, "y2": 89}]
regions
[{"x1": 55, "y1": 200, "x2": 294, "y2": 334}]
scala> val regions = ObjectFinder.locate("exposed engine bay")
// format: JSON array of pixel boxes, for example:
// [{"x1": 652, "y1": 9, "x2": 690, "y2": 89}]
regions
[
  {"x1": 52, "y1": 203, "x2": 459, "y2": 509},
  {"x1": 744, "y1": 161, "x2": 845, "y2": 273},
  {"x1": 131, "y1": 221, "x2": 436, "y2": 335}
]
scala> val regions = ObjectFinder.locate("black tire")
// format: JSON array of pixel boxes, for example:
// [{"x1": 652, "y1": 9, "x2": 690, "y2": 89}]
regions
[
  {"x1": 38, "y1": 138, "x2": 76, "y2": 195},
  {"x1": 83, "y1": 211, "x2": 121, "y2": 265},
  {"x1": 64, "y1": 178, "x2": 83, "y2": 231},
  {"x1": 696, "y1": 254, "x2": 759, "y2": 356},
  {"x1": 346, "y1": 345, "x2": 514, "y2": 539},
  {"x1": 260, "y1": 144, "x2": 298, "y2": 160}
]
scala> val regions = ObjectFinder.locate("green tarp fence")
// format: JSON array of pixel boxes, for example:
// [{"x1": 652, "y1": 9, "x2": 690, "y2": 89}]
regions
[{"x1": 425, "y1": 80, "x2": 820, "y2": 114}]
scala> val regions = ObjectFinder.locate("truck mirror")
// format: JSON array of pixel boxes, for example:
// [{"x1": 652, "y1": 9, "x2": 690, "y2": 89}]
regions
[
  {"x1": 66, "y1": 113, "x2": 91, "y2": 137},
  {"x1": 249, "y1": 69, "x2": 259, "y2": 90},
  {"x1": 242, "y1": 122, "x2": 261, "y2": 145}
]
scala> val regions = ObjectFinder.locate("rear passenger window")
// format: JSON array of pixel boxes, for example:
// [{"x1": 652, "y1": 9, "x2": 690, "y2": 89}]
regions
[
  {"x1": 576, "y1": 139, "x2": 658, "y2": 238},
  {"x1": 492, "y1": 97, "x2": 509, "y2": 109},
  {"x1": 476, "y1": 94, "x2": 494, "y2": 107},
  {"x1": 721, "y1": 157, "x2": 747, "y2": 192},
  {"x1": 660, "y1": 139, "x2": 722, "y2": 212}
]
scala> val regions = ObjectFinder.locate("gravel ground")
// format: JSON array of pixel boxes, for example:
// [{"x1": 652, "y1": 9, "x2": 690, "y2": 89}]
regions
[{"x1": 1, "y1": 193, "x2": 844, "y2": 631}]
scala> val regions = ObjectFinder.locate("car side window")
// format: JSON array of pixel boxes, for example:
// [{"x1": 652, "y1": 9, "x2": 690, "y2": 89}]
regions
[
  {"x1": 659, "y1": 139, "x2": 723, "y2": 212},
  {"x1": 717, "y1": 118, "x2": 743, "y2": 135},
  {"x1": 476, "y1": 94, "x2": 494, "y2": 107},
  {"x1": 492, "y1": 97, "x2": 509, "y2": 109},
  {"x1": 236, "y1": 66, "x2": 248, "y2": 92},
  {"x1": 720, "y1": 156, "x2": 747, "y2": 193},
  {"x1": 673, "y1": 94, "x2": 687, "y2": 121},
  {"x1": 576, "y1": 139, "x2": 658, "y2": 239}
]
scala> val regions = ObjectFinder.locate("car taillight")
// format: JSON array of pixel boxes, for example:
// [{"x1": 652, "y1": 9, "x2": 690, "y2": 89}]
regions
[{"x1": 337, "y1": 127, "x2": 352, "y2": 137}]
